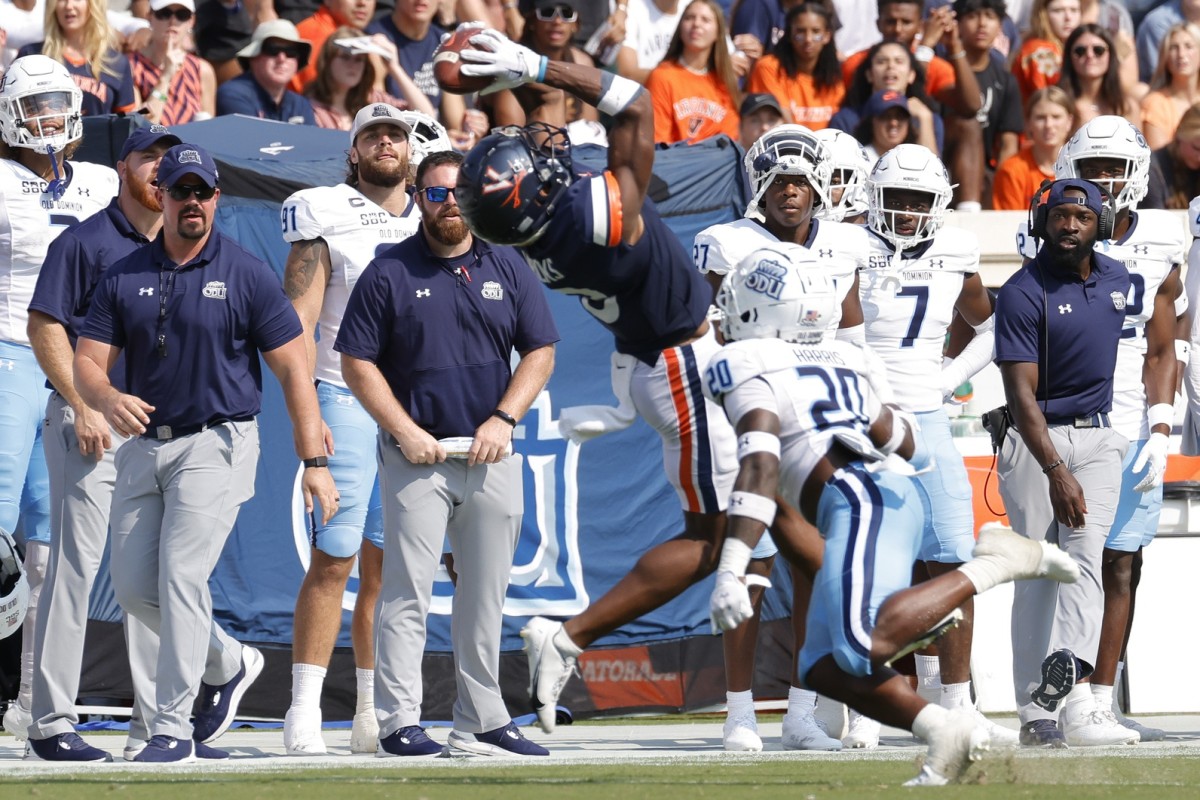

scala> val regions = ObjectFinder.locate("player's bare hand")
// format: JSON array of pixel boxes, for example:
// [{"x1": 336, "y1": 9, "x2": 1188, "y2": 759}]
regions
[
  {"x1": 395, "y1": 427, "x2": 446, "y2": 465},
  {"x1": 710, "y1": 570, "x2": 753, "y2": 633},
  {"x1": 468, "y1": 416, "x2": 512, "y2": 466},
  {"x1": 102, "y1": 392, "x2": 154, "y2": 438},
  {"x1": 301, "y1": 467, "x2": 339, "y2": 525},
  {"x1": 74, "y1": 403, "x2": 111, "y2": 461},
  {"x1": 1048, "y1": 467, "x2": 1087, "y2": 529}
]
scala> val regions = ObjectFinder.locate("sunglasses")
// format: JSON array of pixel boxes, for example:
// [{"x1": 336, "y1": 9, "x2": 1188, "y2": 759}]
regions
[
  {"x1": 166, "y1": 183, "x2": 216, "y2": 201},
  {"x1": 1072, "y1": 44, "x2": 1108, "y2": 58},
  {"x1": 153, "y1": 6, "x2": 193, "y2": 21},
  {"x1": 534, "y1": 6, "x2": 578, "y2": 22},
  {"x1": 261, "y1": 41, "x2": 304, "y2": 59},
  {"x1": 421, "y1": 186, "x2": 455, "y2": 202}
]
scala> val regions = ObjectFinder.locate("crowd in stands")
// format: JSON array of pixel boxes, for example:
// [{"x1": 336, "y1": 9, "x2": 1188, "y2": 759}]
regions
[{"x1": 0, "y1": 0, "x2": 1196, "y2": 210}]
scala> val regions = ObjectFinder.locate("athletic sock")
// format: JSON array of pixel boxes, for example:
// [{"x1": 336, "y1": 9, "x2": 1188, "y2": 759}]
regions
[
  {"x1": 1091, "y1": 683, "x2": 1114, "y2": 710},
  {"x1": 787, "y1": 686, "x2": 817, "y2": 716},
  {"x1": 941, "y1": 681, "x2": 972, "y2": 710},
  {"x1": 916, "y1": 654, "x2": 942, "y2": 704},
  {"x1": 1063, "y1": 683, "x2": 1094, "y2": 714},
  {"x1": 726, "y1": 689, "x2": 754, "y2": 717},
  {"x1": 553, "y1": 626, "x2": 584, "y2": 657},
  {"x1": 355, "y1": 668, "x2": 375, "y2": 714},
  {"x1": 291, "y1": 663, "x2": 327, "y2": 709}
]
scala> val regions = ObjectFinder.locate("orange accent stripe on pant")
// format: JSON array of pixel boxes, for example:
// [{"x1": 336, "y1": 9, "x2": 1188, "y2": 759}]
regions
[{"x1": 662, "y1": 348, "x2": 699, "y2": 511}]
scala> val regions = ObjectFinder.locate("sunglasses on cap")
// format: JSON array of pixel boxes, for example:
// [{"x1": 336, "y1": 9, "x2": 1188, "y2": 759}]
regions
[
  {"x1": 261, "y1": 40, "x2": 305, "y2": 59},
  {"x1": 1072, "y1": 44, "x2": 1107, "y2": 58},
  {"x1": 421, "y1": 186, "x2": 455, "y2": 202},
  {"x1": 166, "y1": 183, "x2": 216, "y2": 201},
  {"x1": 153, "y1": 7, "x2": 193, "y2": 22},
  {"x1": 534, "y1": 6, "x2": 578, "y2": 22}
]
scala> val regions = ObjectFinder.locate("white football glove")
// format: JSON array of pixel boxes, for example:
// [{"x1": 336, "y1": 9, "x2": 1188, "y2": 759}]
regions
[
  {"x1": 1132, "y1": 431, "x2": 1169, "y2": 492},
  {"x1": 461, "y1": 29, "x2": 547, "y2": 94},
  {"x1": 710, "y1": 570, "x2": 753, "y2": 633}
]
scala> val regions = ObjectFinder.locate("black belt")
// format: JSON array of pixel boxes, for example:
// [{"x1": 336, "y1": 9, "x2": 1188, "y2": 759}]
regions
[
  {"x1": 143, "y1": 416, "x2": 253, "y2": 441},
  {"x1": 1044, "y1": 412, "x2": 1110, "y2": 429}
]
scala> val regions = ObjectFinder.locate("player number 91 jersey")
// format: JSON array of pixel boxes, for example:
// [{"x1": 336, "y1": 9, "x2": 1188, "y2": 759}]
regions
[
  {"x1": 281, "y1": 183, "x2": 419, "y2": 387},
  {"x1": 859, "y1": 226, "x2": 981, "y2": 413}
]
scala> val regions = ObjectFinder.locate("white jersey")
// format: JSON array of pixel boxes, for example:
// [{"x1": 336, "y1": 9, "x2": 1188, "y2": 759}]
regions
[
  {"x1": 1100, "y1": 210, "x2": 1186, "y2": 440},
  {"x1": 281, "y1": 182, "x2": 419, "y2": 387},
  {"x1": 860, "y1": 226, "x2": 981, "y2": 413},
  {"x1": 692, "y1": 217, "x2": 866, "y2": 330},
  {"x1": 622, "y1": 0, "x2": 685, "y2": 71},
  {"x1": 703, "y1": 337, "x2": 886, "y2": 503},
  {"x1": 0, "y1": 158, "x2": 117, "y2": 345}
]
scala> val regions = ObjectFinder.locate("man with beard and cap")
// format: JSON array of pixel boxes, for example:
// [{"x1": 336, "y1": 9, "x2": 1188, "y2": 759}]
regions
[
  {"x1": 335, "y1": 150, "x2": 558, "y2": 758},
  {"x1": 280, "y1": 103, "x2": 433, "y2": 757},
  {"x1": 993, "y1": 178, "x2": 1131, "y2": 749},
  {"x1": 25, "y1": 126, "x2": 265, "y2": 763},
  {"x1": 74, "y1": 143, "x2": 338, "y2": 763}
]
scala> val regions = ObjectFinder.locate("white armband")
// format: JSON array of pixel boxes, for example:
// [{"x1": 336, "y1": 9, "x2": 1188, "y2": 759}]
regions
[
  {"x1": 727, "y1": 490, "x2": 777, "y2": 526},
  {"x1": 915, "y1": 45, "x2": 935, "y2": 63},
  {"x1": 1147, "y1": 402, "x2": 1174, "y2": 431},
  {"x1": 737, "y1": 430, "x2": 780, "y2": 461},
  {"x1": 880, "y1": 407, "x2": 915, "y2": 455},
  {"x1": 597, "y1": 72, "x2": 644, "y2": 116},
  {"x1": 1176, "y1": 289, "x2": 1189, "y2": 318},
  {"x1": 836, "y1": 323, "x2": 866, "y2": 348},
  {"x1": 717, "y1": 536, "x2": 754, "y2": 577},
  {"x1": 1178, "y1": 339, "x2": 1191, "y2": 363}
]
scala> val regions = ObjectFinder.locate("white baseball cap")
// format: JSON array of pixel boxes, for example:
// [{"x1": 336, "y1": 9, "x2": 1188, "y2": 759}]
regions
[
  {"x1": 150, "y1": 0, "x2": 195, "y2": 12},
  {"x1": 351, "y1": 103, "x2": 413, "y2": 143}
]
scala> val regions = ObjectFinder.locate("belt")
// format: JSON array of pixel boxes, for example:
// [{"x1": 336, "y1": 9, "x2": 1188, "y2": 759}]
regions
[
  {"x1": 1044, "y1": 412, "x2": 1110, "y2": 429},
  {"x1": 143, "y1": 416, "x2": 253, "y2": 441}
]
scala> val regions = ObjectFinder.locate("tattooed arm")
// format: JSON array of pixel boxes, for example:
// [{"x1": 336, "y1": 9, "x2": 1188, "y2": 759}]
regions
[{"x1": 283, "y1": 238, "x2": 332, "y2": 378}]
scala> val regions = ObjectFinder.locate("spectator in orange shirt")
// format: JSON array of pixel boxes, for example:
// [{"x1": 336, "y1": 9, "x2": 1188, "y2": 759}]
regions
[
  {"x1": 1144, "y1": 103, "x2": 1200, "y2": 210},
  {"x1": 647, "y1": 0, "x2": 740, "y2": 143},
  {"x1": 290, "y1": 0, "x2": 376, "y2": 92},
  {"x1": 1141, "y1": 23, "x2": 1200, "y2": 150},
  {"x1": 1058, "y1": 23, "x2": 1140, "y2": 130},
  {"x1": 746, "y1": 2, "x2": 843, "y2": 130},
  {"x1": 991, "y1": 85, "x2": 1075, "y2": 209},
  {"x1": 1012, "y1": 0, "x2": 1080, "y2": 104}
]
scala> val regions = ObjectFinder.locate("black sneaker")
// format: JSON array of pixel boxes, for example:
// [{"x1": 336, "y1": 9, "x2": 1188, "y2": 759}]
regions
[
  {"x1": 26, "y1": 733, "x2": 113, "y2": 762},
  {"x1": 1032, "y1": 649, "x2": 1079, "y2": 711},
  {"x1": 447, "y1": 722, "x2": 549, "y2": 756},
  {"x1": 377, "y1": 725, "x2": 443, "y2": 757},
  {"x1": 134, "y1": 735, "x2": 196, "y2": 763},
  {"x1": 1019, "y1": 719, "x2": 1068, "y2": 749},
  {"x1": 192, "y1": 646, "x2": 264, "y2": 743}
]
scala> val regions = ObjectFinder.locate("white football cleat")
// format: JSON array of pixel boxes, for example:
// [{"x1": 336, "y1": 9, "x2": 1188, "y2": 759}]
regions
[
  {"x1": 972, "y1": 524, "x2": 1080, "y2": 584},
  {"x1": 1111, "y1": 702, "x2": 1165, "y2": 742},
  {"x1": 842, "y1": 711, "x2": 881, "y2": 749},
  {"x1": 1061, "y1": 704, "x2": 1139, "y2": 747},
  {"x1": 722, "y1": 708, "x2": 763, "y2": 752},
  {"x1": 782, "y1": 711, "x2": 842, "y2": 751},
  {"x1": 520, "y1": 616, "x2": 577, "y2": 734},
  {"x1": 3, "y1": 701, "x2": 31, "y2": 742},
  {"x1": 283, "y1": 705, "x2": 327, "y2": 756},
  {"x1": 910, "y1": 708, "x2": 989, "y2": 786},
  {"x1": 975, "y1": 711, "x2": 1019, "y2": 747},
  {"x1": 351, "y1": 708, "x2": 380, "y2": 754}
]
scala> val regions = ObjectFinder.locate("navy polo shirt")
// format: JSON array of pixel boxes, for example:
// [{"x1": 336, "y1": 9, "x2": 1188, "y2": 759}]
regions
[
  {"x1": 81, "y1": 231, "x2": 303, "y2": 430},
  {"x1": 215, "y1": 73, "x2": 316, "y2": 124},
  {"x1": 29, "y1": 199, "x2": 150, "y2": 392},
  {"x1": 334, "y1": 229, "x2": 559, "y2": 439},
  {"x1": 994, "y1": 248, "x2": 1130, "y2": 420}
]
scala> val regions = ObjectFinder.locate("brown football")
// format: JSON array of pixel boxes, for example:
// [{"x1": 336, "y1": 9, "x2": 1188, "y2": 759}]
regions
[{"x1": 433, "y1": 27, "x2": 494, "y2": 95}]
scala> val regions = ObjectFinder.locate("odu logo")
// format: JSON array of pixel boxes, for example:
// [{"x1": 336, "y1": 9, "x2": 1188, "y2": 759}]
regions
[
  {"x1": 371, "y1": 104, "x2": 390, "y2": 117},
  {"x1": 744, "y1": 258, "x2": 787, "y2": 300}
]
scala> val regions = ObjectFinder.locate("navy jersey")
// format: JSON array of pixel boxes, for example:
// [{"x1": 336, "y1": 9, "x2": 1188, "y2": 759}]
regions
[
  {"x1": 521, "y1": 170, "x2": 710, "y2": 360},
  {"x1": 82, "y1": 232, "x2": 302, "y2": 430}
]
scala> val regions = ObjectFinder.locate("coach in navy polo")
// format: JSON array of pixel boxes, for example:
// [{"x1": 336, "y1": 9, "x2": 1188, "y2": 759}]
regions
[
  {"x1": 993, "y1": 179, "x2": 1131, "y2": 748},
  {"x1": 74, "y1": 143, "x2": 337, "y2": 763},
  {"x1": 336, "y1": 151, "x2": 557, "y2": 758}
]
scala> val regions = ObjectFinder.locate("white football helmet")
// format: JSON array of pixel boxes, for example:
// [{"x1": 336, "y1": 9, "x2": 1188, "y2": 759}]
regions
[
  {"x1": 397, "y1": 110, "x2": 452, "y2": 168},
  {"x1": 0, "y1": 528, "x2": 27, "y2": 641},
  {"x1": 1055, "y1": 115, "x2": 1149, "y2": 213},
  {"x1": 0, "y1": 55, "x2": 82, "y2": 154},
  {"x1": 867, "y1": 144, "x2": 953, "y2": 250},
  {"x1": 814, "y1": 128, "x2": 871, "y2": 222},
  {"x1": 716, "y1": 244, "x2": 837, "y2": 344},
  {"x1": 744, "y1": 124, "x2": 832, "y2": 220}
]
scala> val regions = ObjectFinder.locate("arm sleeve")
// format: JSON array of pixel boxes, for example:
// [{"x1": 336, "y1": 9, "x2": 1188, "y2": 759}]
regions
[
  {"x1": 28, "y1": 231, "x2": 86, "y2": 326},
  {"x1": 79, "y1": 272, "x2": 123, "y2": 348},
  {"x1": 249, "y1": 259, "x2": 304, "y2": 352}
]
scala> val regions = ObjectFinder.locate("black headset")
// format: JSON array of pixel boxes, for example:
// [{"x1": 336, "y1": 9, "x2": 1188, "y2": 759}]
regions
[{"x1": 1028, "y1": 178, "x2": 1116, "y2": 241}]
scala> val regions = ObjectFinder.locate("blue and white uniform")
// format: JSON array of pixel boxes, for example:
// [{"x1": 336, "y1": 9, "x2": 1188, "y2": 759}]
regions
[
  {"x1": 281, "y1": 183, "x2": 419, "y2": 557},
  {"x1": 702, "y1": 337, "x2": 922, "y2": 679},
  {"x1": 522, "y1": 169, "x2": 735, "y2": 514},
  {"x1": 860, "y1": 226, "x2": 982, "y2": 563}
]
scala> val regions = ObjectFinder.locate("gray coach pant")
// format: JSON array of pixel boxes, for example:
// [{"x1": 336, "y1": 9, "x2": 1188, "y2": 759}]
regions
[
  {"x1": 374, "y1": 433, "x2": 522, "y2": 738},
  {"x1": 997, "y1": 424, "x2": 1126, "y2": 723},
  {"x1": 110, "y1": 420, "x2": 256, "y2": 739}
]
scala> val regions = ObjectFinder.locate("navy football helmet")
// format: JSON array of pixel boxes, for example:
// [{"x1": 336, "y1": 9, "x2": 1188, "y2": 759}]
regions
[{"x1": 457, "y1": 123, "x2": 573, "y2": 247}]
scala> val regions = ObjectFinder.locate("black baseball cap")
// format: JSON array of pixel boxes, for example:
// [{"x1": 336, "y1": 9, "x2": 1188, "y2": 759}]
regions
[{"x1": 740, "y1": 93, "x2": 784, "y2": 118}]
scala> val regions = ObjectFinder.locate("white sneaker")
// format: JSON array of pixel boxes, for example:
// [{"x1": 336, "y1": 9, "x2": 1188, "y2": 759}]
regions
[
  {"x1": 283, "y1": 705, "x2": 327, "y2": 756},
  {"x1": 912, "y1": 708, "x2": 988, "y2": 785},
  {"x1": 722, "y1": 708, "x2": 762, "y2": 752},
  {"x1": 123, "y1": 737, "x2": 148, "y2": 761},
  {"x1": 976, "y1": 711, "x2": 1019, "y2": 747},
  {"x1": 1062, "y1": 705, "x2": 1139, "y2": 746},
  {"x1": 1112, "y1": 706, "x2": 1165, "y2": 742},
  {"x1": 351, "y1": 708, "x2": 379, "y2": 754},
  {"x1": 3, "y1": 701, "x2": 31, "y2": 742},
  {"x1": 782, "y1": 711, "x2": 842, "y2": 751},
  {"x1": 520, "y1": 617, "x2": 577, "y2": 734},
  {"x1": 972, "y1": 524, "x2": 1080, "y2": 583},
  {"x1": 842, "y1": 712, "x2": 881, "y2": 749}
]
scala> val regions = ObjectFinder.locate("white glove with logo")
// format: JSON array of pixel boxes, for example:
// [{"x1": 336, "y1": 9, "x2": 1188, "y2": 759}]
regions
[
  {"x1": 710, "y1": 570, "x2": 753, "y2": 633},
  {"x1": 461, "y1": 29, "x2": 547, "y2": 94},
  {"x1": 1132, "y1": 431, "x2": 1169, "y2": 492}
]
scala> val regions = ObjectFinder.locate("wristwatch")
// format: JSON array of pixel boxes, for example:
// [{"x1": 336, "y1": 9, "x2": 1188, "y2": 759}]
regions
[{"x1": 303, "y1": 456, "x2": 329, "y2": 468}]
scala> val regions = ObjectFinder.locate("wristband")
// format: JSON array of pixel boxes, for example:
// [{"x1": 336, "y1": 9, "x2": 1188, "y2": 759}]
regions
[
  {"x1": 1147, "y1": 402, "x2": 1173, "y2": 431},
  {"x1": 915, "y1": 45, "x2": 935, "y2": 63},
  {"x1": 1042, "y1": 459, "x2": 1064, "y2": 475},
  {"x1": 1177, "y1": 339, "x2": 1191, "y2": 363},
  {"x1": 303, "y1": 456, "x2": 329, "y2": 468},
  {"x1": 949, "y1": 51, "x2": 967, "y2": 59},
  {"x1": 727, "y1": 490, "x2": 777, "y2": 526},
  {"x1": 737, "y1": 430, "x2": 780, "y2": 460},
  {"x1": 597, "y1": 71, "x2": 644, "y2": 116},
  {"x1": 1176, "y1": 289, "x2": 1189, "y2": 317},
  {"x1": 492, "y1": 408, "x2": 517, "y2": 427}
]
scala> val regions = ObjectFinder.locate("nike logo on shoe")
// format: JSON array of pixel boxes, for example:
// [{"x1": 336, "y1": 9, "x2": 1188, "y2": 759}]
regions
[
  {"x1": 506, "y1": 730, "x2": 519, "y2": 740},
  {"x1": 209, "y1": 691, "x2": 221, "y2": 707},
  {"x1": 59, "y1": 741, "x2": 71, "y2": 750}
]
